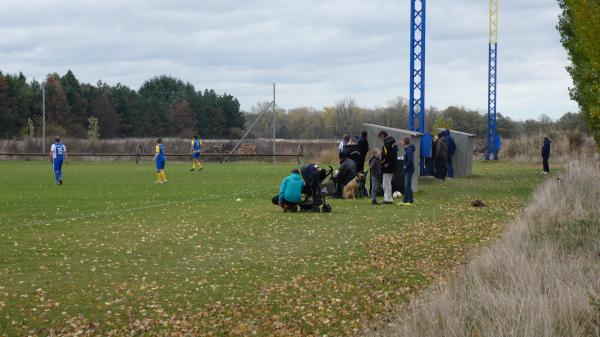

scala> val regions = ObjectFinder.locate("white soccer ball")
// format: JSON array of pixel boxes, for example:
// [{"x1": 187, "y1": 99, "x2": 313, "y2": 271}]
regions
[
  {"x1": 392, "y1": 191, "x2": 402, "y2": 199},
  {"x1": 236, "y1": 198, "x2": 242, "y2": 202}
]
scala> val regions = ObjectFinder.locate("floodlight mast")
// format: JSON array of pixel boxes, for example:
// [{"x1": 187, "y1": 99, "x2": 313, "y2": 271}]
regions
[
  {"x1": 487, "y1": 0, "x2": 499, "y2": 160},
  {"x1": 408, "y1": 0, "x2": 426, "y2": 133}
]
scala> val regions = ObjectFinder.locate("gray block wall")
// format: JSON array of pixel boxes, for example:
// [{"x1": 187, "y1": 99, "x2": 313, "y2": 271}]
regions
[
  {"x1": 364, "y1": 123, "x2": 422, "y2": 192},
  {"x1": 437, "y1": 128, "x2": 475, "y2": 177}
]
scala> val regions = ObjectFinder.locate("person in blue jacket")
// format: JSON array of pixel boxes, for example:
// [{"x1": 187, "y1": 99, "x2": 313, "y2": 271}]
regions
[
  {"x1": 272, "y1": 169, "x2": 304, "y2": 212},
  {"x1": 541, "y1": 137, "x2": 551, "y2": 174},
  {"x1": 401, "y1": 137, "x2": 416, "y2": 205},
  {"x1": 445, "y1": 129, "x2": 457, "y2": 178}
]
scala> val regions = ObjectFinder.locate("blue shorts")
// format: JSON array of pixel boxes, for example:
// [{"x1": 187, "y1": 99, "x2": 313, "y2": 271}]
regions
[
  {"x1": 156, "y1": 158, "x2": 165, "y2": 171},
  {"x1": 193, "y1": 152, "x2": 200, "y2": 159},
  {"x1": 53, "y1": 158, "x2": 63, "y2": 172}
]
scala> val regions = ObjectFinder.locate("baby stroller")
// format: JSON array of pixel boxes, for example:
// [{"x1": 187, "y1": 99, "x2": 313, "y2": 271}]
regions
[{"x1": 299, "y1": 165, "x2": 334, "y2": 213}]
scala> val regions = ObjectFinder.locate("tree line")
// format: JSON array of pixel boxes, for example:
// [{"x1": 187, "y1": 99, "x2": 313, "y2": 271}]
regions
[
  {"x1": 0, "y1": 70, "x2": 591, "y2": 143},
  {"x1": 0, "y1": 71, "x2": 245, "y2": 139},
  {"x1": 245, "y1": 97, "x2": 589, "y2": 140}
]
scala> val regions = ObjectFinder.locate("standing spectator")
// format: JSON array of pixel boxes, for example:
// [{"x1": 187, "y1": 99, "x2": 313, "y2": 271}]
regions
[
  {"x1": 435, "y1": 133, "x2": 448, "y2": 180},
  {"x1": 368, "y1": 149, "x2": 382, "y2": 205},
  {"x1": 357, "y1": 130, "x2": 369, "y2": 172},
  {"x1": 541, "y1": 137, "x2": 551, "y2": 174},
  {"x1": 378, "y1": 130, "x2": 397, "y2": 204},
  {"x1": 272, "y1": 169, "x2": 304, "y2": 212},
  {"x1": 338, "y1": 134, "x2": 350, "y2": 160},
  {"x1": 401, "y1": 137, "x2": 415, "y2": 205},
  {"x1": 445, "y1": 129, "x2": 456, "y2": 178}
]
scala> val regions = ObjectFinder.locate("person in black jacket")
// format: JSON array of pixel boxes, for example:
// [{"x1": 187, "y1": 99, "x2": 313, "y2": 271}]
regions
[
  {"x1": 444, "y1": 130, "x2": 456, "y2": 178},
  {"x1": 435, "y1": 133, "x2": 448, "y2": 180},
  {"x1": 335, "y1": 153, "x2": 357, "y2": 198},
  {"x1": 301, "y1": 163, "x2": 327, "y2": 211},
  {"x1": 401, "y1": 137, "x2": 416, "y2": 205},
  {"x1": 357, "y1": 130, "x2": 369, "y2": 172},
  {"x1": 378, "y1": 130, "x2": 397, "y2": 204},
  {"x1": 541, "y1": 137, "x2": 551, "y2": 174}
]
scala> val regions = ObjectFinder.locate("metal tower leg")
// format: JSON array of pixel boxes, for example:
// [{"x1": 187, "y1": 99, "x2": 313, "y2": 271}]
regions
[
  {"x1": 409, "y1": 0, "x2": 426, "y2": 134},
  {"x1": 487, "y1": 0, "x2": 499, "y2": 160}
]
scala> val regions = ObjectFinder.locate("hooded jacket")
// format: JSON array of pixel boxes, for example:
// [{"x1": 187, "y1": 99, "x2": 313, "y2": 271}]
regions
[
  {"x1": 444, "y1": 130, "x2": 456, "y2": 157},
  {"x1": 381, "y1": 136, "x2": 398, "y2": 174},
  {"x1": 403, "y1": 144, "x2": 416, "y2": 174},
  {"x1": 541, "y1": 138, "x2": 551, "y2": 158},
  {"x1": 435, "y1": 135, "x2": 448, "y2": 161},
  {"x1": 278, "y1": 172, "x2": 304, "y2": 204}
]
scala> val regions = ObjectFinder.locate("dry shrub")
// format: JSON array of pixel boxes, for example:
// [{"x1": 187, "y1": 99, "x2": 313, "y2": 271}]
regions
[
  {"x1": 499, "y1": 131, "x2": 598, "y2": 162},
  {"x1": 367, "y1": 160, "x2": 600, "y2": 337}
]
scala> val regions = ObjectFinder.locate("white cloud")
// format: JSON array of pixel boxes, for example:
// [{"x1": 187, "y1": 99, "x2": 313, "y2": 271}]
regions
[{"x1": 0, "y1": 0, "x2": 577, "y2": 120}]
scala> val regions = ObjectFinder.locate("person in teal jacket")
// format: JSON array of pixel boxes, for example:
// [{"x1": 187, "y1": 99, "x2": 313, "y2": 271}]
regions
[{"x1": 271, "y1": 169, "x2": 304, "y2": 212}]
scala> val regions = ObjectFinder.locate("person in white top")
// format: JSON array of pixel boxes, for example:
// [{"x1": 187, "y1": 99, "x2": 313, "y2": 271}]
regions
[{"x1": 48, "y1": 136, "x2": 68, "y2": 185}]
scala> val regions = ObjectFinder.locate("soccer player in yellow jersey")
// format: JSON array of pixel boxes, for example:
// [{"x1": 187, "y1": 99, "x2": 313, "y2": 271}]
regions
[
  {"x1": 152, "y1": 138, "x2": 167, "y2": 183},
  {"x1": 190, "y1": 135, "x2": 204, "y2": 172}
]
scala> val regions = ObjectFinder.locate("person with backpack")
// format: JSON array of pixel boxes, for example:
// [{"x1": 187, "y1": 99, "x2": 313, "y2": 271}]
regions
[{"x1": 378, "y1": 130, "x2": 397, "y2": 204}]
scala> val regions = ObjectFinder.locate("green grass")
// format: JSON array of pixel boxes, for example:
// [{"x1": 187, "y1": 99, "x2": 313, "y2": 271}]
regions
[{"x1": 0, "y1": 160, "x2": 545, "y2": 336}]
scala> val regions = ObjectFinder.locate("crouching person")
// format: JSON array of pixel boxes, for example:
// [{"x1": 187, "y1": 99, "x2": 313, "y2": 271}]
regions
[{"x1": 272, "y1": 169, "x2": 304, "y2": 212}]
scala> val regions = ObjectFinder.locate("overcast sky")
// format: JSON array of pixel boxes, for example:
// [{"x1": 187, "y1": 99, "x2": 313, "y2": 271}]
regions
[{"x1": 0, "y1": 0, "x2": 578, "y2": 120}]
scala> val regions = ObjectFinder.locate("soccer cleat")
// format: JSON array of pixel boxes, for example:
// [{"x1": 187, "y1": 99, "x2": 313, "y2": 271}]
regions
[
  {"x1": 190, "y1": 168, "x2": 195, "y2": 172},
  {"x1": 399, "y1": 202, "x2": 413, "y2": 206}
]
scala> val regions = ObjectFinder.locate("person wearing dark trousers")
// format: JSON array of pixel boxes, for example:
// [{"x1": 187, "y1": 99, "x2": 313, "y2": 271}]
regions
[
  {"x1": 357, "y1": 131, "x2": 370, "y2": 197},
  {"x1": 368, "y1": 149, "x2": 382, "y2": 205},
  {"x1": 444, "y1": 130, "x2": 456, "y2": 178},
  {"x1": 541, "y1": 137, "x2": 551, "y2": 174},
  {"x1": 401, "y1": 137, "x2": 415, "y2": 205},
  {"x1": 272, "y1": 169, "x2": 304, "y2": 212},
  {"x1": 300, "y1": 163, "x2": 327, "y2": 211},
  {"x1": 435, "y1": 133, "x2": 448, "y2": 180},
  {"x1": 357, "y1": 131, "x2": 369, "y2": 172},
  {"x1": 335, "y1": 153, "x2": 357, "y2": 198}
]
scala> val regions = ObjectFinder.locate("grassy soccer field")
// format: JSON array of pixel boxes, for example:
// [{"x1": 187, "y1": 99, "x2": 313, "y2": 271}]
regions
[{"x1": 0, "y1": 160, "x2": 544, "y2": 336}]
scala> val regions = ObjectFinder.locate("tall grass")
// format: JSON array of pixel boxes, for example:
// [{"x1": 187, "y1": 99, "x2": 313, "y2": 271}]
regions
[
  {"x1": 499, "y1": 131, "x2": 598, "y2": 162},
  {"x1": 366, "y1": 160, "x2": 600, "y2": 337}
]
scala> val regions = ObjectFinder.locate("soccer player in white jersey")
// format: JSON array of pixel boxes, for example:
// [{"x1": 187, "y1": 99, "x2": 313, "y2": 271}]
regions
[{"x1": 48, "y1": 136, "x2": 68, "y2": 185}]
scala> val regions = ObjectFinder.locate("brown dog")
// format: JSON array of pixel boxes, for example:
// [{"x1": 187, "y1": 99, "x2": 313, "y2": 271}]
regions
[{"x1": 343, "y1": 173, "x2": 365, "y2": 199}]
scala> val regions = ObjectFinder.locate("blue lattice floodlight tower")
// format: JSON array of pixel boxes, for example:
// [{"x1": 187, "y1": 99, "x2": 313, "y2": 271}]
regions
[
  {"x1": 409, "y1": 0, "x2": 426, "y2": 134},
  {"x1": 486, "y1": 0, "x2": 499, "y2": 160}
]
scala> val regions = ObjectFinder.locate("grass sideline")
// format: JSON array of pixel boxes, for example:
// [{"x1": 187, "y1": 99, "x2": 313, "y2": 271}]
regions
[
  {"x1": 366, "y1": 160, "x2": 600, "y2": 337},
  {"x1": 1, "y1": 160, "x2": 544, "y2": 336}
]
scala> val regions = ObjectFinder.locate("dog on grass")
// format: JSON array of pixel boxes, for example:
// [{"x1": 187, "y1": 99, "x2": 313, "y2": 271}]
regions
[{"x1": 343, "y1": 172, "x2": 365, "y2": 199}]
